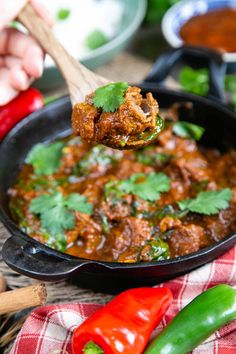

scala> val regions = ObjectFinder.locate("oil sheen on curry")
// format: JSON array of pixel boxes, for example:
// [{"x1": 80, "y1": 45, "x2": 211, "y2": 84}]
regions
[
  {"x1": 72, "y1": 83, "x2": 164, "y2": 149},
  {"x1": 9, "y1": 104, "x2": 236, "y2": 263}
]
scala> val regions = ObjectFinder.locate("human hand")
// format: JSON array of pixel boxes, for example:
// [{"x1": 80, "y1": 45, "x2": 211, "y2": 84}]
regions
[{"x1": 0, "y1": 0, "x2": 53, "y2": 105}]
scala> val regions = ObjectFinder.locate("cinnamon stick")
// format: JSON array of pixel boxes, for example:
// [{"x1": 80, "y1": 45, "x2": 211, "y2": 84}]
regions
[
  {"x1": 0, "y1": 283, "x2": 47, "y2": 315},
  {"x1": 0, "y1": 274, "x2": 7, "y2": 293}
]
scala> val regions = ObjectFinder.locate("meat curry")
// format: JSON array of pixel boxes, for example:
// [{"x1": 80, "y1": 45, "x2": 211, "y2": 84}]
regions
[
  {"x1": 72, "y1": 83, "x2": 164, "y2": 149},
  {"x1": 9, "y1": 105, "x2": 236, "y2": 263}
]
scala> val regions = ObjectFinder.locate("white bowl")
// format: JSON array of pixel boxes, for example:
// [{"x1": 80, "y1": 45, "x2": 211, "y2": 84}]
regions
[{"x1": 161, "y1": 0, "x2": 236, "y2": 63}]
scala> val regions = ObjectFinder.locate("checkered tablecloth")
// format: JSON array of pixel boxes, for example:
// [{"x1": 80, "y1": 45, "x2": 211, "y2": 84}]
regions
[{"x1": 10, "y1": 246, "x2": 236, "y2": 354}]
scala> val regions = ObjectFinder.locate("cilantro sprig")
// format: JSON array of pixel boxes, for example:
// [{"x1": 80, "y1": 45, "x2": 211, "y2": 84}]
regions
[
  {"x1": 120, "y1": 172, "x2": 170, "y2": 202},
  {"x1": 179, "y1": 67, "x2": 209, "y2": 96},
  {"x1": 26, "y1": 142, "x2": 64, "y2": 176},
  {"x1": 93, "y1": 82, "x2": 129, "y2": 112},
  {"x1": 105, "y1": 172, "x2": 170, "y2": 202},
  {"x1": 179, "y1": 66, "x2": 236, "y2": 112},
  {"x1": 29, "y1": 192, "x2": 93, "y2": 235},
  {"x1": 178, "y1": 188, "x2": 232, "y2": 215},
  {"x1": 173, "y1": 121, "x2": 205, "y2": 141}
]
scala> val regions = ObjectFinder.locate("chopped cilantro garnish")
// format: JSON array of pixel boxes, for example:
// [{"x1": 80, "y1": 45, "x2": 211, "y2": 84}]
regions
[
  {"x1": 149, "y1": 239, "x2": 170, "y2": 261},
  {"x1": 180, "y1": 67, "x2": 236, "y2": 112},
  {"x1": 93, "y1": 82, "x2": 129, "y2": 112},
  {"x1": 66, "y1": 193, "x2": 93, "y2": 215},
  {"x1": 105, "y1": 172, "x2": 170, "y2": 202},
  {"x1": 85, "y1": 30, "x2": 108, "y2": 50},
  {"x1": 179, "y1": 66, "x2": 209, "y2": 96},
  {"x1": 104, "y1": 180, "x2": 124, "y2": 204},
  {"x1": 178, "y1": 188, "x2": 232, "y2": 215},
  {"x1": 45, "y1": 232, "x2": 67, "y2": 252},
  {"x1": 99, "y1": 213, "x2": 110, "y2": 234},
  {"x1": 57, "y1": 8, "x2": 71, "y2": 21},
  {"x1": 26, "y1": 142, "x2": 64, "y2": 176},
  {"x1": 136, "y1": 148, "x2": 171, "y2": 166},
  {"x1": 173, "y1": 121, "x2": 205, "y2": 141},
  {"x1": 29, "y1": 192, "x2": 93, "y2": 236},
  {"x1": 119, "y1": 172, "x2": 170, "y2": 202},
  {"x1": 74, "y1": 145, "x2": 122, "y2": 176},
  {"x1": 156, "y1": 204, "x2": 188, "y2": 219}
]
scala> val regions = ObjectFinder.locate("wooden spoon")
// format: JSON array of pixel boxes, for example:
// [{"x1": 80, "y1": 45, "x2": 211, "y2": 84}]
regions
[
  {"x1": 18, "y1": 3, "x2": 162, "y2": 150},
  {"x1": 18, "y1": 3, "x2": 109, "y2": 106}
]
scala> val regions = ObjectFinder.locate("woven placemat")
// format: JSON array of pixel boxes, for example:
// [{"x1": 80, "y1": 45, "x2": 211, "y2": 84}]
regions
[{"x1": 0, "y1": 52, "x2": 152, "y2": 352}]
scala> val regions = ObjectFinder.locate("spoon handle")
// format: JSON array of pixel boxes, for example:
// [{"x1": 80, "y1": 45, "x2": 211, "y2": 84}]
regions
[{"x1": 18, "y1": 3, "x2": 109, "y2": 105}]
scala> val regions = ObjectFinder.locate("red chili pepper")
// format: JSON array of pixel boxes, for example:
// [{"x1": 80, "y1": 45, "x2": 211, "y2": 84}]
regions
[
  {"x1": 0, "y1": 88, "x2": 44, "y2": 140},
  {"x1": 72, "y1": 287, "x2": 172, "y2": 354}
]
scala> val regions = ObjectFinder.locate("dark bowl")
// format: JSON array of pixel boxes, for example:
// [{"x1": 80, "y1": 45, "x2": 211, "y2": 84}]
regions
[{"x1": 0, "y1": 88, "x2": 236, "y2": 293}]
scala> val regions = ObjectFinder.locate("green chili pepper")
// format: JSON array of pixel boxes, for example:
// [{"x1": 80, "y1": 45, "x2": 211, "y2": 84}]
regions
[{"x1": 144, "y1": 284, "x2": 236, "y2": 354}]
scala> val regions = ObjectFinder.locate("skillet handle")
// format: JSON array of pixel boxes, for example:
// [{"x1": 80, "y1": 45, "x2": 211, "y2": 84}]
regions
[
  {"x1": 2, "y1": 234, "x2": 92, "y2": 281},
  {"x1": 144, "y1": 46, "x2": 227, "y2": 103}
]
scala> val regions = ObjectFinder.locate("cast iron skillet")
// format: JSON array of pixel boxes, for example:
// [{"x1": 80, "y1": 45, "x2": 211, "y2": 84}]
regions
[{"x1": 0, "y1": 47, "x2": 236, "y2": 292}]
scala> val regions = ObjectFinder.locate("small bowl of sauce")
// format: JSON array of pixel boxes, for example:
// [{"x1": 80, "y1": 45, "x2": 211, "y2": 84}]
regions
[{"x1": 162, "y1": 0, "x2": 236, "y2": 62}]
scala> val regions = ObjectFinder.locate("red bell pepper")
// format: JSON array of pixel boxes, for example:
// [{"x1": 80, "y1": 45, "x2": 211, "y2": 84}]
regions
[
  {"x1": 0, "y1": 88, "x2": 43, "y2": 140},
  {"x1": 72, "y1": 287, "x2": 172, "y2": 354}
]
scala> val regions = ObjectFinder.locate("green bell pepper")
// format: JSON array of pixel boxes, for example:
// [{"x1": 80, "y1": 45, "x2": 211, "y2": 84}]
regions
[{"x1": 144, "y1": 284, "x2": 236, "y2": 354}]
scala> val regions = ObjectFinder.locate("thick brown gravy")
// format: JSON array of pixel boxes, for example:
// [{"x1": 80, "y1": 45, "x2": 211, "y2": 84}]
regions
[
  {"x1": 180, "y1": 8, "x2": 236, "y2": 52},
  {"x1": 8, "y1": 106, "x2": 236, "y2": 263}
]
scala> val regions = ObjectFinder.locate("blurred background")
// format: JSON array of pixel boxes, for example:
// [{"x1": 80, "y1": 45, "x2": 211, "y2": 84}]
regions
[{"x1": 12, "y1": 0, "x2": 236, "y2": 112}]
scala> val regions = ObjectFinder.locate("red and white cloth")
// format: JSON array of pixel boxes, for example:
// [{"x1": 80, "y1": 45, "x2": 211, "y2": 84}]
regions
[{"x1": 10, "y1": 246, "x2": 236, "y2": 354}]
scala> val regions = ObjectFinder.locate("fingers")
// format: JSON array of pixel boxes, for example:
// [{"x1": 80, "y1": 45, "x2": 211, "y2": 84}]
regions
[
  {"x1": 0, "y1": 28, "x2": 44, "y2": 78},
  {"x1": 2, "y1": 55, "x2": 34, "y2": 91},
  {"x1": 10, "y1": 66, "x2": 31, "y2": 90},
  {"x1": 0, "y1": 67, "x2": 19, "y2": 105},
  {"x1": 0, "y1": 0, "x2": 54, "y2": 105},
  {"x1": 23, "y1": 45, "x2": 44, "y2": 78},
  {"x1": 3, "y1": 56, "x2": 28, "y2": 90}
]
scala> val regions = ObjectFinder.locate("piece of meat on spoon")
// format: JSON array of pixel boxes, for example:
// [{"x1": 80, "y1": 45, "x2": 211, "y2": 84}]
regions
[{"x1": 72, "y1": 83, "x2": 164, "y2": 150}]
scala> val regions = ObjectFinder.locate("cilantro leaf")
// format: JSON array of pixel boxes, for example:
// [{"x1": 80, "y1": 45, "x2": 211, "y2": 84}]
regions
[
  {"x1": 178, "y1": 188, "x2": 232, "y2": 215},
  {"x1": 179, "y1": 66, "x2": 209, "y2": 96},
  {"x1": 66, "y1": 193, "x2": 93, "y2": 215},
  {"x1": 57, "y1": 8, "x2": 71, "y2": 21},
  {"x1": 119, "y1": 172, "x2": 171, "y2": 202},
  {"x1": 85, "y1": 30, "x2": 108, "y2": 50},
  {"x1": 93, "y1": 82, "x2": 129, "y2": 112},
  {"x1": 173, "y1": 121, "x2": 205, "y2": 141},
  {"x1": 29, "y1": 192, "x2": 93, "y2": 235},
  {"x1": 26, "y1": 142, "x2": 64, "y2": 176},
  {"x1": 29, "y1": 192, "x2": 74, "y2": 235}
]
